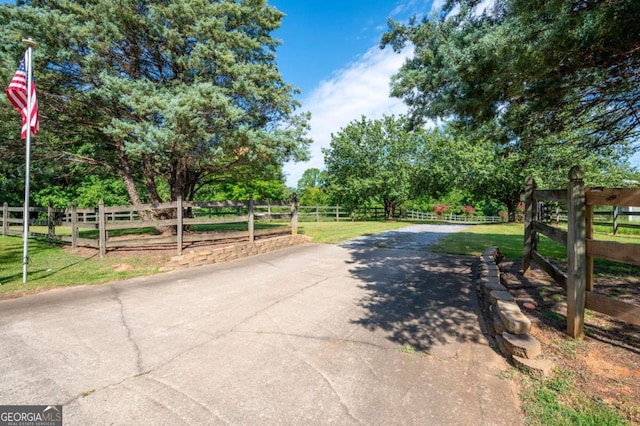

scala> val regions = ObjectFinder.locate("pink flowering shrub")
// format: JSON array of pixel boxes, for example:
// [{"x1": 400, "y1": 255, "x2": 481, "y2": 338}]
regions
[
  {"x1": 515, "y1": 202, "x2": 525, "y2": 222},
  {"x1": 462, "y1": 205, "x2": 476, "y2": 217},
  {"x1": 433, "y1": 205, "x2": 450, "y2": 218}
]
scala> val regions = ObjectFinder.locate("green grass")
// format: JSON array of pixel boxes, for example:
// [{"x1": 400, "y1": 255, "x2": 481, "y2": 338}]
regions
[
  {"x1": 0, "y1": 235, "x2": 162, "y2": 295},
  {"x1": 428, "y1": 223, "x2": 547, "y2": 258},
  {"x1": 298, "y1": 220, "x2": 410, "y2": 244},
  {"x1": 520, "y1": 369, "x2": 628, "y2": 426}
]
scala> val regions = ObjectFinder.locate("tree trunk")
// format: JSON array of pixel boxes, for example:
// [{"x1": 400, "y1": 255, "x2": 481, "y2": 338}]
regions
[
  {"x1": 143, "y1": 154, "x2": 162, "y2": 205},
  {"x1": 505, "y1": 196, "x2": 519, "y2": 223},
  {"x1": 383, "y1": 199, "x2": 397, "y2": 221},
  {"x1": 115, "y1": 139, "x2": 149, "y2": 220}
]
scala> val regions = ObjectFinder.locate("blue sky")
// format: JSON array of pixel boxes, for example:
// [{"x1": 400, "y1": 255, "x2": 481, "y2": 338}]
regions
[{"x1": 270, "y1": 0, "x2": 441, "y2": 186}]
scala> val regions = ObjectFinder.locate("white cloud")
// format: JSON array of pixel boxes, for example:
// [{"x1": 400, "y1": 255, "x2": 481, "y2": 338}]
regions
[
  {"x1": 429, "y1": 0, "x2": 446, "y2": 14},
  {"x1": 283, "y1": 45, "x2": 412, "y2": 187}
]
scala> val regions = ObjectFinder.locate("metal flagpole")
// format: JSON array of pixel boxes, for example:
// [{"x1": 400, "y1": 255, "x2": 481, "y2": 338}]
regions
[{"x1": 22, "y1": 38, "x2": 38, "y2": 284}]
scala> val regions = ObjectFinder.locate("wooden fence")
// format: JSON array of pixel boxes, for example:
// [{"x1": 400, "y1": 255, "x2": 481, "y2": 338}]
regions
[
  {"x1": 2, "y1": 198, "x2": 297, "y2": 257},
  {"x1": 523, "y1": 166, "x2": 640, "y2": 338},
  {"x1": 406, "y1": 210, "x2": 504, "y2": 223}
]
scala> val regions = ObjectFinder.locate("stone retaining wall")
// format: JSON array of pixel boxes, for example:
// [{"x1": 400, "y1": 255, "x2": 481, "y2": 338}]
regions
[
  {"x1": 478, "y1": 247, "x2": 554, "y2": 376},
  {"x1": 159, "y1": 234, "x2": 311, "y2": 272}
]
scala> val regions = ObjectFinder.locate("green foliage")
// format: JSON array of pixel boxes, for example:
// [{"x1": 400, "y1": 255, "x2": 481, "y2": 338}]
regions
[
  {"x1": 324, "y1": 115, "x2": 459, "y2": 219},
  {"x1": 73, "y1": 175, "x2": 131, "y2": 207},
  {"x1": 299, "y1": 186, "x2": 329, "y2": 206},
  {"x1": 381, "y1": 0, "x2": 639, "y2": 220},
  {"x1": 383, "y1": 0, "x2": 640, "y2": 150},
  {"x1": 296, "y1": 168, "x2": 330, "y2": 206},
  {"x1": 0, "y1": 0, "x2": 310, "y2": 206},
  {"x1": 296, "y1": 168, "x2": 327, "y2": 194}
]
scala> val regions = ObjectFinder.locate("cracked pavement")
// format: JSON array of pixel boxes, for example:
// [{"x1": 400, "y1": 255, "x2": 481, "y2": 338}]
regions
[{"x1": 0, "y1": 225, "x2": 523, "y2": 425}]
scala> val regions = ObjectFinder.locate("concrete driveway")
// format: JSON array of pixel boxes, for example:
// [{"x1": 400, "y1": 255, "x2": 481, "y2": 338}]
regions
[{"x1": 0, "y1": 225, "x2": 523, "y2": 425}]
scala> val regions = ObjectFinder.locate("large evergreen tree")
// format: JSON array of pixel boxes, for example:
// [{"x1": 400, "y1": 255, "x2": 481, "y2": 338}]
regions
[
  {"x1": 0, "y1": 0, "x2": 310, "y2": 207},
  {"x1": 382, "y1": 0, "x2": 640, "y2": 151}
]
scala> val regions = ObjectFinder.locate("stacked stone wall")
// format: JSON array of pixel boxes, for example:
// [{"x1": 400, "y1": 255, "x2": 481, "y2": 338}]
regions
[
  {"x1": 478, "y1": 247, "x2": 554, "y2": 376},
  {"x1": 159, "y1": 235, "x2": 311, "y2": 272}
]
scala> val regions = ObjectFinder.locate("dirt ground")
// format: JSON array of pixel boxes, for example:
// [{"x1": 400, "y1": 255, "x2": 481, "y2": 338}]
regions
[{"x1": 499, "y1": 259, "x2": 640, "y2": 424}]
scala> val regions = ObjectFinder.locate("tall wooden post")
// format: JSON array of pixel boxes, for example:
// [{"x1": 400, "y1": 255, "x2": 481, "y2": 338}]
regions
[
  {"x1": 291, "y1": 194, "x2": 298, "y2": 236},
  {"x1": 47, "y1": 204, "x2": 54, "y2": 243},
  {"x1": 586, "y1": 203, "x2": 594, "y2": 292},
  {"x1": 523, "y1": 176, "x2": 536, "y2": 276},
  {"x1": 248, "y1": 196, "x2": 255, "y2": 242},
  {"x1": 98, "y1": 200, "x2": 106, "y2": 258},
  {"x1": 567, "y1": 166, "x2": 586, "y2": 339},
  {"x1": 71, "y1": 202, "x2": 78, "y2": 249},
  {"x1": 177, "y1": 197, "x2": 183, "y2": 255},
  {"x1": 2, "y1": 203, "x2": 8, "y2": 236}
]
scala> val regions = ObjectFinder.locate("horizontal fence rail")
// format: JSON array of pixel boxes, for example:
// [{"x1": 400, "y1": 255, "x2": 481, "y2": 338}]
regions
[
  {"x1": 523, "y1": 166, "x2": 640, "y2": 338},
  {"x1": 2, "y1": 198, "x2": 298, "y2": 257}
]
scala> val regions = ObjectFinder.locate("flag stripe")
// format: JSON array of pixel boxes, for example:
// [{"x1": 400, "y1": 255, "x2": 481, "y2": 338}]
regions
[{"x1": 5, "y1": 52, "x2": 39, "y2": 139}]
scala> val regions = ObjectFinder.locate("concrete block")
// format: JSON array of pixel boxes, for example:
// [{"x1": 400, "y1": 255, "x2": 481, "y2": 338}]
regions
[
  {"x1": 502, "y1": 332, "x2": 541, "y2": 359},
  {"x1": 484, "y1": 269, "x2": 499, "y2": 278},
  {"x1": 482, "y1": 261, "x2": 499, "y2": 270},
  {"x1": 497, "y1": 300, "x2": 532, "y2": 334},
  {"x1": 490, "y1": 290, "x2": 516, "y2": 305},
  {"x1": 483, "y1": 279, "x2": 507, "y2": 295}
]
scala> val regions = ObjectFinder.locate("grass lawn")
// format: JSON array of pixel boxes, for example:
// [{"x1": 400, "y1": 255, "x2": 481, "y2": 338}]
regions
[
  {"x1": 0, "y1": 235, "x2": 163, "y2": 296},
  {"x1": 298, "y1": 220, "x2": 410, "y2": 244}
]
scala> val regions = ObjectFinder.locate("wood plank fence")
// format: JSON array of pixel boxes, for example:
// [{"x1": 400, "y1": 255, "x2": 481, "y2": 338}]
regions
[
  {"x1": 2, "y1": 198, "x2": 298, "y2": 257},
  {"x1": 406, "y1": 210, "x2": 504, "y2": 223},
  {"x1": 523, "y1": 165, "x2": 640, "y2": 338}
]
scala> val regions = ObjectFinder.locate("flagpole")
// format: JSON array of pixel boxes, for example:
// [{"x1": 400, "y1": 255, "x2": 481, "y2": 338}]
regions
[{"x1": 22, "y1": 38, "x2": 38, "y2": 284}]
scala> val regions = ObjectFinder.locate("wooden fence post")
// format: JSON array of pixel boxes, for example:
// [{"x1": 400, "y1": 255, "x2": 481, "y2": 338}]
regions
[
  {"x1": 248, "y1": 196, "x2": 255, "y2": 242},
  {"x1": 291, "y1": 196, "x2": 298, "y2": 235},
  {"x1": 2, "y1": 202, "x2": 8, "y2": 236},
  {"x1": 336, "y1": 205, "x2": 339, "y2": 222},
  {"x1": 586, "y1": 202, "x2": 594, "y2": 292},
  {"x1": 71, "y1": 202, "x2": 78, "y2": 249},
  {"x1": 47, "y1": 204, "x2": 54, "y2": 243},
  {"x1": 567, "y1": 166, "x2": 586, "y2": 339},
  {"x1": 98, "y1": 200, "x2": 106, "y2": 258},
  {"x1": 523, "y1": 176, "x2": 535, "y2": 276},
  {"x1": 177, "y1": 197, "x2": 183, "y2": 255},
  {"x1": 613, "y1": 205, "x2": 619, "y2": 235},
  {"x1": 316, "y1": 205, "x2": 320, "y2": 222}
]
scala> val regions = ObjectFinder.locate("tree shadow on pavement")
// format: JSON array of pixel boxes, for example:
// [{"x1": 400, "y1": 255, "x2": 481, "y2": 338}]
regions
[{"x1": 345, "y1": 244, "x2": 483, "y2": 353}]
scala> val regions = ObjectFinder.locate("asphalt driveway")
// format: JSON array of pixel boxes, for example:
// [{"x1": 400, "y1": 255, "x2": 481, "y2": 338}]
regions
[{"x1": 0, "y1": 225, "x2": 523, "y2": 425}]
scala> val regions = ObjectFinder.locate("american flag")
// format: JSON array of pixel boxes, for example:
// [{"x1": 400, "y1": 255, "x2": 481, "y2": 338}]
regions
[{"x1": 6, "y1": 54, "x2": 39, "y2": 139}]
